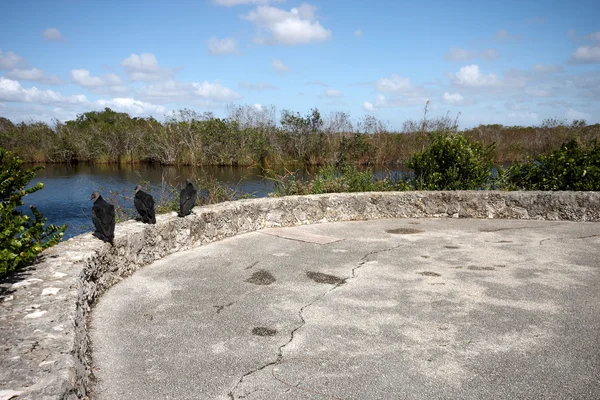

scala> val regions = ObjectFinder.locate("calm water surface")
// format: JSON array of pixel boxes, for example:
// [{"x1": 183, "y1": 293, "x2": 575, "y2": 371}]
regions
[
  {"x1": 24, "y1": 164, "x2": 406, "y2": 240},
  {"x1": 25, "y1": 164, "x2": 279, "y2": 239}
]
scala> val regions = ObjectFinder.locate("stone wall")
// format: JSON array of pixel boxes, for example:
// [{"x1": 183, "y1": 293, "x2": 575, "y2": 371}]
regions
[{"x1": 1, "y1": 191, "x2": 600, "y2": 399}]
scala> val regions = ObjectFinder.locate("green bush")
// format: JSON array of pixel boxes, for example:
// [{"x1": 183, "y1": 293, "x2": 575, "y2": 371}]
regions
[
  {"x1": 0, "y1": 149, "x2": 66, "y2": 278},
  {"x1": 267, "y1": 165, "x2": 408, "y2": 196},
  {"x1": 500, "y1": 139, "x2": 600, "y2": 190},
  {"x1": 407, "y1": 132, "x2": 495, "y2": 190}
]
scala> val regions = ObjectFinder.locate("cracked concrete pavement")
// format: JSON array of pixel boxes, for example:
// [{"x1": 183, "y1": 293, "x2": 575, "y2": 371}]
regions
[{"x1": 90, "y1": 218, "x2": 600, "y2": 399}]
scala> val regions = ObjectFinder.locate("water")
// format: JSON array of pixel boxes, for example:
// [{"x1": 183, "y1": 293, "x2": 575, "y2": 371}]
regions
[
  {"x1": 22, "y1": 163, "x2": 408, "y2": 240},
  {"x1": 23, "y1": 164, "x2": 280, "y2": 240}
]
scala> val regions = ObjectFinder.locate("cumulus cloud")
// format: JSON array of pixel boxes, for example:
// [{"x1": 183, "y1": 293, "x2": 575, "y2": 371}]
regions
[
  {"x1": 120, "y1": 53, "x2": 174, "y2": 82},
  {"x1": 442, "y1": 92, "x2": 466, "y2": 105},
  {"x1": 0, "y1": 49, "x2": 25, "y2": 70},
  {"x1": 42, "y1": 28, "x2": 63, "y2": 42},
  {"x1": 376, "y1": 75, "x2": 411, "y2": 92},
  {"x1": 0, "y1": 77, "x2": 168, "y2": 118},
  {"x1": 192, "y1": 81, "x2": 242, "y2": 101},
  {"x1": 566, "y1": 108, "x2": 591, "y2": 121},
  {"x1": 272, "y1": 58, "x2": 289, "y2": 73},
  {"x1": 213, "y1": 0, "x2": 283, "y2": 5},
  {"x1": 96, "y1": 98, "x2": 166, "y2": 115},
  {"x1": 323, "y1": 89, "x2": 343, "y2": 98},
  {"x1": 5, "y1": 68, "x2": 63, "y2": 84},
  {"x1": 450, "y1": 65, "x2": 498, "y2": 87},
  {"x1": 570, "y1": 44, "x2": 600, "y2": 64},
  {"x1": 363, "y1": 101, "x2": 375, "y2": 112},
  {"x1": 138, "y1": 79, "x2": 241, "y2": 104},
  {"x1": 242, "y1": 4, "x2": 331, "y2": 45},
  {"x1": 0, "y1": 77, "x2": 88, "y2": 105},
  {"x1": 238, "y1": 81, "x2": 278, "y2": 90},
  {"x1": 208, "y1": 37, "x2": 237, "y2": 55},
  {"x1": 369, "y1": 75, "x2": 429, "y2": 107},
  {"x1": 445, "y1": 48, "x2": 498, "y2": 61},
  {"x1": 70, "y1": 69, "x2": 128, "y2": 94}
]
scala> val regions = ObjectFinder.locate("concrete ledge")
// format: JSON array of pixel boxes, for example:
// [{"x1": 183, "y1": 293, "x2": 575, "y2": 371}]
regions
[{"x1": 1, "y1": 191, "x2": 600, "y2": 399}]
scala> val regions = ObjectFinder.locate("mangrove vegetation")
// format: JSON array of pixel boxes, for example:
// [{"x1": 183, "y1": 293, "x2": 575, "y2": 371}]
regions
[{"x1": 1, "y1": 104, "x2": 599, "y2": 167}]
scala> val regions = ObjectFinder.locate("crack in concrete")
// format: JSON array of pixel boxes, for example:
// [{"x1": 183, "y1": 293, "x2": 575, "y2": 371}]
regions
[{"x1": 227, "y1": 243, "x2": 403, "y2": 399}]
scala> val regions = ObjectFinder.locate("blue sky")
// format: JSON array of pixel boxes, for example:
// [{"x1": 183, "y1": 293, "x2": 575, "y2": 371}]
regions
[{"x1": 1, "y1": 0, "x2": 599, "y2": 129}]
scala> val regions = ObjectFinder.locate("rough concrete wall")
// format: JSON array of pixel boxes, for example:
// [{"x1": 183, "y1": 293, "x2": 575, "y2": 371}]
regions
[{"x1": 1, "y1": 191, "x2": 599, "y2": 399}]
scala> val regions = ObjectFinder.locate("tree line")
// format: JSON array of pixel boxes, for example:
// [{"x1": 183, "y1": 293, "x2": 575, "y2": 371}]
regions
[{"x1": 1, "y1": 104, "x2": 598, "y2": 166}]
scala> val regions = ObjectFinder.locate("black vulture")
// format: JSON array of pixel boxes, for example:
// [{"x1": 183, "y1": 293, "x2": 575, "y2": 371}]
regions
[
  {"x1": 90, "y1": 191, "x2": 115, "y2": 245},
  {"x1": 134, "y1": 185, "x2": 156, "y2": 224},
  {"x1": 179, "y1": 179, "x2": 197, "y2": 217}
]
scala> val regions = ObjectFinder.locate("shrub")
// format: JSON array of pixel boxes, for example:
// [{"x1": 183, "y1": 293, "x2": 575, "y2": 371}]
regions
[
  {"x1": 407, "y1": 132, "x2": 495, "y2": 190},
  {"x1": 500, "y1": 139, "x2": 600, "y2": 190},
  {"x1": 1, "y1": 149, "x2": 66, "y2": 278},
  {"x1": 266, "y1": 165, "x2": 407, "y2": 196}
]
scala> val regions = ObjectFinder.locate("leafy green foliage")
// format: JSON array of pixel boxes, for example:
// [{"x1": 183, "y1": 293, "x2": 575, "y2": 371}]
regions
[
  {"x1": 500, "y1": 139, "x2": 600, "y2": 190},
  {"x1": 407, "y1": 132, "x2": 495, "y2": 190},
  {"x1": 267, "y1": 165, "x2": 408, "y2": 196},
  {"x1": 0, "y1": 149, "x2": 66, "y2": 278}
]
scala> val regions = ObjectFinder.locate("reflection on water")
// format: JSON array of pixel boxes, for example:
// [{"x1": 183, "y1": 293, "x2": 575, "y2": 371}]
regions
[{"x1": 23, "y1": 163, "x2": 407, "y2": 240}]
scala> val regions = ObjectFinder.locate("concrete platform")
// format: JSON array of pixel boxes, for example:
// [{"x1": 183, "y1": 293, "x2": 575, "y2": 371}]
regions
[{"x1": 90, "y1": 218, "x2": 600, "y2": 399}]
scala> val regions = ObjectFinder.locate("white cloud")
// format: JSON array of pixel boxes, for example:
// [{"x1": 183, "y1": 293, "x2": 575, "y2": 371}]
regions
[
  {"x1": 363, "y1": 101, "x2": 375, "y2": 112},
  {"x1": 495, "y1": 29, "x2": 520, "y2": 40},
  {"x1": 526, "y1": 87, "x2": 553, "y2": 97},
  {"x1": 138, "y1": 79, "x2": 241, "y2": 104},
  {"x1": 532, "y1": 64, "x2": 563, "y2": 73},
  {"x1": 5, "y1": 68, "x2": 62, "y2": 84},
  {"x1": 324, "y1": 89, "x2": 343, "y2": 98},
  {"x1": 0, "y1": 49, "x2": 25, "y2": 70},
  {"x1": 243, "y1": 4, "x2": 331, "y2": 45},
  {"x1": 213, "y1": 0, "x2": 283, "y2": 6},
  {"x1": 505, "y1": 101, "x2": 530, "y2": 111},
  {"x1": 0, "y1": 77, "x2": 88, "y2": 105},
  {"x1": 192, "y1": 81, "x2": 242, "y2": 101},
  {"x1": 450, "y1": 65, "x2": 498, "y2": 87},
  {"x1": 238, "y1": 81, "x2": 278, "y2": 90},
  {"x1": 566, "y1": 108, "x2": 591, "y2": 121},
  {"x1": 305, "y1": 80, "x2": 328, "y2": 87},
  {"x1": 96, "y1": 98, "x2": 166, "y2": 115},
  {"x1": 208, "y1": 37, "x2": 237, "y2": 55},
  {"x1": 570, "y1": 44, "x2": 600, "y2": 64},
  {"x1": 272, "y1": 58, "x2": 289, "y2": 73},
  {"x1": 376, "y1": 75, "x2": 411, "y2": 92},
  {"x1": 370, "y1": 75, "x2": 429, "y2": 107},
  {"x1": 442, "y1": 92, "x2": 465, "y2": 105},
  {"x1": 42, "y1": 28, "x2": 63, "y2": 42},
  {"x1": 445, "y1": 47, "x2": 498, "y2": 61},
  {"x1": 479, "y1": 48, "x2": 499, "y2": 60},
  {"x1": 588, "y1": 31, "x2": 600, "y2": 41},
  {"x1": 507, "y1": 111, "x2": 540, "y2": 123},
  {"x1": 354, "y1": 29, "x2": 363, "y2": 37},
  {"x1": 0, "y1": 77, "x2": 167, "y2": 119},
  {"x1": 70, "y1": 69, "x2": 128, "y2": 94},
  {"x1": 120, "y1": 53, "x2": 174, "y2": 82}
]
